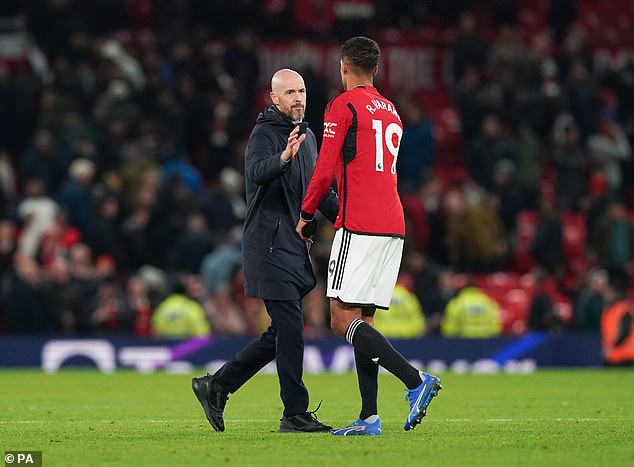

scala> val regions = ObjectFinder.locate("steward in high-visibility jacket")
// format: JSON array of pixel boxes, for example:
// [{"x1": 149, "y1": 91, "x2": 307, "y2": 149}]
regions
[
  {"x1": 151, "y1": 293, "x2": 211, "y2": 338},
  {"x1": 441, "y1": 286, "x2": 501, "y2": 338},
  {"x1": 375, "y1": 284, "x2": 426, "y2": 338},
  {"x1": 601, "y1": 268, "x2": 634, "y2": 366},
  {"x1": 601, "y1": 299, "x2": 634, "y2": 365}
]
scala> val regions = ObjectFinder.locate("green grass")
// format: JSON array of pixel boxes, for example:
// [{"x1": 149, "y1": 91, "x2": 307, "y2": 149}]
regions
[{"x1": 1, "y1": 369, "x2": 633, "y2": 466}]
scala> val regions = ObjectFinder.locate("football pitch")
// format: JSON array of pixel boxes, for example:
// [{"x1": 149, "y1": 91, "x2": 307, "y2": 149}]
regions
[{"x1": 1, "y1": 369, "x2": 633, "y2": 466}]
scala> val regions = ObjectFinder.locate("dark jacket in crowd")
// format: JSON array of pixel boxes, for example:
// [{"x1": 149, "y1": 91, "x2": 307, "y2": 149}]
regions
[{"x1": 242, "y1": 106, "x2": 338, "y2": 300}]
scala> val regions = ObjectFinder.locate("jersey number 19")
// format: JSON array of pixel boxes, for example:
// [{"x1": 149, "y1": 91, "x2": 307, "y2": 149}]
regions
[{"x1": 372, "y1": 119, "x2": 402, "y2": 174}]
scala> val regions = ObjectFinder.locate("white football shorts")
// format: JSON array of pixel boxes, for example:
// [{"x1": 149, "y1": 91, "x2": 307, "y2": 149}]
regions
[{"x1": 326, "y1": 229, "x2": 404, "y2": 309}]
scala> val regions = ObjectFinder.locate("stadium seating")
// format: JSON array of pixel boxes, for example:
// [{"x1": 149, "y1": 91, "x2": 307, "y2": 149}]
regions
[{"x1": 499, "y1": 288, "x2": 530, "y2": 335}]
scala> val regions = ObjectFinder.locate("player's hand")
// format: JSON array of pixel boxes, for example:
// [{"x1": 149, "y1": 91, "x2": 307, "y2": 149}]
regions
[
  {"x1": 281, "y1": 125, "x2": 306, "y2": 162},
  {"x1": 296, "y1": 217, "x2": 315, "y2": 244}
]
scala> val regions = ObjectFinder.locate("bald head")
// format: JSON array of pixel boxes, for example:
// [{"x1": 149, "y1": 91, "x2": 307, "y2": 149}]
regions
[
  {"x1": 271, "y1": 68, "x2": 303, "y2": 93},
  {"x1": 270, "y1": 68, "x2": 306, "y2": 123}
]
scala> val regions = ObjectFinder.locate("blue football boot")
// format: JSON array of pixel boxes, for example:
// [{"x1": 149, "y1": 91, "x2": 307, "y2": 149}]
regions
[
  {"x1": 404, "y1": 371, "x2": 442, "y2": 431},
  {"x1": 331, "y1": 417, "x2": 382, "y2": 436}
]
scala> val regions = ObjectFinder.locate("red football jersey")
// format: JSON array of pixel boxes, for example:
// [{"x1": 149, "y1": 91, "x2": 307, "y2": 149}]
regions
[{"x1": 302, "y1": 85, "x2": 405, "y2": 236}]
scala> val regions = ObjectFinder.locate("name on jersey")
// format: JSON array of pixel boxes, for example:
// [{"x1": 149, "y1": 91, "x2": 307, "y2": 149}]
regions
[
  {"x1": 323, "y1": 121, "x2": 337, "y2": 138},
  {"x1": 366, "y1": 99, "x2": 401, "y2": 120}
]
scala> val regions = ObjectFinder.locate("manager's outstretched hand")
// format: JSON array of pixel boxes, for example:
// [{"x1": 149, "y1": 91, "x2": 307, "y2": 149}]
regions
[{"x1": 281, "y1": 125, "x2": 306, "y2": 162}]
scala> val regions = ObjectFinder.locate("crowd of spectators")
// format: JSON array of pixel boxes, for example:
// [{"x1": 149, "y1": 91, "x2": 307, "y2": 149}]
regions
[{"x1": 0, "y1": 1, "x2": 632, "y2": 338}]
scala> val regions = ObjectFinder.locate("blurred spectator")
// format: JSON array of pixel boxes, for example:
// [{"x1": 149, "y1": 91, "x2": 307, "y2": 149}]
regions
[
  {"x1": 331, "y1": 0, "x2": 375, "y2": 39},
  {"x1": 402, "y1": 173, "x2": 442, "y2": 253},
  {"x1": 600, "y1": 268, "x2": 634, "y2": 366},
  {"x1": 199, "y1": 167, "x2": 245, "y2": 234},
  {"x1": 466, "y1": 114, "x2": 515, "y2": 191},
  {"x1": 16, "y1": 178, "x2": 59, "y2": 258},
  {"x1": 46, "y1": 258, "x2": 81, "y2": 334},
  {"x1": 558, "y1": 24, "x2": 594, "y2": 84},
  {"x1": 443, "y1": 184, "x2": 506, "y2": 273},
  {"x1": 452, "y1": 66, "x2": 487, "y2": 143},
  {"x1": 161, "y1": 152, "x2": 203, "y2": 198},
  {"x1": 37, "y1": 211, "x2": 82, "y2": 269},
  {"x1": 530, "y1": 198, "x2": 565, "y2": 276},
  {"x1": 19, "y1": 129, "x2": 69, "y2": 193},
  {"x1": 120, "y1": 198, "x2": 153, "y2": 272},
  {"x1": 527, "y1": 271, "x2": 562, "y2": 333},
  {"x1": 0, "y1": 150, "x2": 16, "y2": 216},
  {"x1": 450, "y1": 11, "x2": 489, "y2": 83},
  {"x1": 583, "y1": 169, "x2": 612, "y2": 246},
  {"x1": 170, "y1": 212, "x2": 214, "y2": 274},
  {"x1": 200, "y1": 228, "x2": 242, "y2": 295},
  {"x1": 82, "y1": 279, "x2": 133, "y2": 334},
  {"x1": 289, "y1": 40, "x2": 330, "y2": 145},
  {"x1": 511, "y1": 122, "x2": 543, "y2": 210},
  {"x1": 0, "y1": 221, "x2": 17, "y2": 312},
  {"x1": 547, "y1": 0, "x2": 577, "y2": 45},
  {"x1": 99, "y1": 39, "x2": 146, "y2": 91},
  {"x1": 5, "y1": 255, "x2": 54, "y2": 333},
  {"x1": 56, "y1": 158, "x2": 96, "y2": 238},
  {"x1": 125, "y1": 275, "x2": 153, "y2": 337},
  {"x1": 374, "y1": 276, "x2": 425, "y2": 338},
  {"x1": 490, "y1": 159, "x2": 523, "y2": 234},
  {"x1": 87, "y1": 195, "x2": 123, "y2": 268},
  {"x1": 440, "y1": 276, "x2": 501, "y2": 338},
  {"x1": 397, "y1": 99, "x2": 435, "y2": 194},
  {"x1": 573, "y1": 268, "x2": 607, "y2": 333},
  {"x1": 294, "y1": 0, "x2": 335, "y2": 40},
  {"x1": 487, "y1": 26, "x2": 525, "y2": 104},
  {"x1": 565, "y1": 59, "x2": 598, "y2": 142},
  {"x1": 137, "y1": 265, "x2": 168, "y2": 307},
  {"x1": 591, "y1": 199, "x2": 634, "y2": 271},
  {"x1": 623, "y1": 115, "x2": 634, "y2": 206},
  {"x1": 68, "y1": 243, "x2": 97, "y2": 282},
  {"x1": 205, "y1": 286, "x2": 248, "y2": 337},
  {"x1": 587, "y1": 118, "x2": 631, "y2": 194},
  {"x1": 151, "y1": 274, "x2": 210, "y2": 338},
  {"x1": 150, "y1": 172, "x2": 198, "y2": 269},
  {"x1": 515, "y1": 32, "x2": 557, "y2": 137},
  {"x1": 552, "y1": 113, "x2": 587, "y2": 211},
  {"x1": 404, "y1": 252, "x2": 454, "y2": 335}
]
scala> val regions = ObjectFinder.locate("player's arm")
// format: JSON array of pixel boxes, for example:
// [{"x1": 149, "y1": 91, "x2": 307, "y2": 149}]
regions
[
  {"x1": 297, "y1": 101, "x2": 348, "y2": 241},
  {"x1": 300, "y1": 101, "x2": 348, "y2": 220},
  {"x1": 245, "y1": 126, "x2": 305, "y2": 185}
]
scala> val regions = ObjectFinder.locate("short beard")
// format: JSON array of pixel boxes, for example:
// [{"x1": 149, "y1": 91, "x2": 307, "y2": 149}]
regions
[{"x1": 289, "y1": 110, "x2": 305, "y2": 123}]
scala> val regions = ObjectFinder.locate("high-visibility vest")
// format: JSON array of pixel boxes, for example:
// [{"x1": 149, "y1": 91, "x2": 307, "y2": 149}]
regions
[{"x1": 601, "y1": 299, "x2": 634, "y2": 365}]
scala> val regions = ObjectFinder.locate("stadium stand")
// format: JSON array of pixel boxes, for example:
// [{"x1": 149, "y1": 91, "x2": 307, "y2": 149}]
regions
[{"x1": 0, "y1": 0, "x2": 632, "y2": 337}]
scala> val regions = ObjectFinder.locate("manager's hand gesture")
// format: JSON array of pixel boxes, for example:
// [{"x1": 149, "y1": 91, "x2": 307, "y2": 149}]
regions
[{"x1": 281, "y1": 125, "x2": 306, "y2": 162}]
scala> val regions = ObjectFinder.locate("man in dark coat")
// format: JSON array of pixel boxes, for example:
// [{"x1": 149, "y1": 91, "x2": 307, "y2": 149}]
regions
[{"x1": 192, "y1": 69, "x2": 338, "y2": 433}]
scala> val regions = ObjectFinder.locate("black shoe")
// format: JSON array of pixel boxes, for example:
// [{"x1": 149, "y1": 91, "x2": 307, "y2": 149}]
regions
[
  {"x1": 192, "y1": 373, "x2": 229, "y2": 432},
  {"x1": 278, "y1": 403, "x2": 332, "y2": 433}
]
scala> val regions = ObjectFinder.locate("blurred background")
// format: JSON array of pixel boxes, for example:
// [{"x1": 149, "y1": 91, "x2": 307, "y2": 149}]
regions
[{"x1": 0, "y1": 0, "x2": 632, "y2": 351}]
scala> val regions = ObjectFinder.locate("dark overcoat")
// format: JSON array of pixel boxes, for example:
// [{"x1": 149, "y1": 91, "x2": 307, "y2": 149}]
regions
[{"x1": 243, "y1": 106, "x2": 338, "y2": 300}]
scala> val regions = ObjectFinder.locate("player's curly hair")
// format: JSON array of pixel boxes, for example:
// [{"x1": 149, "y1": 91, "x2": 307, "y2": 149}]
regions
[{"x1": 341, "y1": 36, "x2": 380, "y2": 75}]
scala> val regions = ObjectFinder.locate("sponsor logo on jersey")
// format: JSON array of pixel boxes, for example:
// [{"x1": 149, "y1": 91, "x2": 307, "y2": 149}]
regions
[{"x1": 323, "y1": 122, "x2": 337, "y2": 138}]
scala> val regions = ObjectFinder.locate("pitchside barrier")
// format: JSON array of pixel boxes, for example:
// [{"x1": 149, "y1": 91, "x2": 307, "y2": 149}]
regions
[{"x1": 0, "y1": 334, "x2": 603, "y2": 374}]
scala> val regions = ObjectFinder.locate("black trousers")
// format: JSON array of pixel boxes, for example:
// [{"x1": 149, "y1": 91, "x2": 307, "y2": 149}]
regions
[{"x1": 213, "y1": 299, "x2": 309, "y2": 417}]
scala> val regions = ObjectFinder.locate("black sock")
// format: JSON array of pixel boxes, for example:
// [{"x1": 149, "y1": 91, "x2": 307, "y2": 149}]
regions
[
  {"x1": 355, "y1": 348, "x2": 378, "y2": 420},
  {"x1": 346, "y1": 319, "x2": 422, "y2": 390}
]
